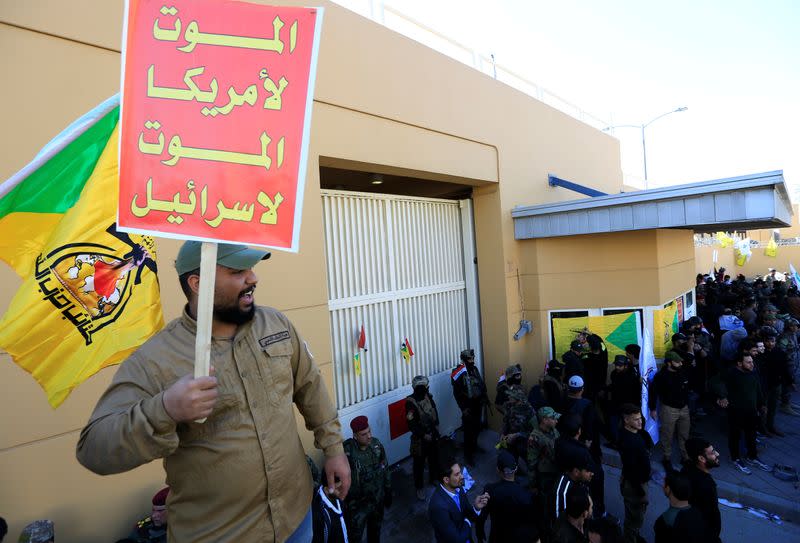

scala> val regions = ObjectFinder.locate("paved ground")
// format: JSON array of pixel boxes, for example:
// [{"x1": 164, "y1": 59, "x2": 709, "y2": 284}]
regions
[
  {"x1": 643, "y1": 390, "x2": 800, "y2": 519},
  {"x1": 377, "y1": 392, "x2": 800, "y2": 542},
  {"x1": 686, "y1": 395, "x2": 800, "y2": 505}
]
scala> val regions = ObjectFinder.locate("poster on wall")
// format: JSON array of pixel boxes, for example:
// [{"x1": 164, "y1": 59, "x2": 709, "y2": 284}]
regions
[
  {"x1": 676, "y1": 296, "x2": 684, "y2": 323},
  {"x1": 652, "y1": 302, "x2": 678, "y2": 358},
  {"x1": 118, "y1": 0, "x2": 324, "y2": 251},
  {"x1": 551, "y1": 312, "x2": 639, "y2": 361}
]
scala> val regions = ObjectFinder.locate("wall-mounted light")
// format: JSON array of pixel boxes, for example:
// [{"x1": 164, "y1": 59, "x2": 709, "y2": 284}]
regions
[{"x1": 370, "y1": 173, "x2": 384, "y2": 185}]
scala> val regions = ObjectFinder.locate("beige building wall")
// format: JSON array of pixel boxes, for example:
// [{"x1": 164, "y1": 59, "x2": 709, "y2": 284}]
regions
[
  {"x1": 0, "y1": 1, "x2": 625, "y2": 539},
  {"x1": 514, "y1": 229, "x2": 696, "y2": 381}
]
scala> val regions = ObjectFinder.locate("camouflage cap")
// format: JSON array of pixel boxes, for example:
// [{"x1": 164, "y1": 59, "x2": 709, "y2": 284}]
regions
[
  {"x1": 18, "y1": 520, "x2": 54, "y2": 543},
  {"x1": 412, "y1": 375, "x2": 429, "y2": 388},
  {"x1": 537, "y1": 406, "x2": 561, "y2": 420},
  {"x1": 504, "y1": 364, "x2": 522, "y2": 378}
]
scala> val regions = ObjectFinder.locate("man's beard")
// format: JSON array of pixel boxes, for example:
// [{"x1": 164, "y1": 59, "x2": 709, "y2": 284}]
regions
[{"x1": 214, "y1": 288, "x2": 256, "y2": 324}]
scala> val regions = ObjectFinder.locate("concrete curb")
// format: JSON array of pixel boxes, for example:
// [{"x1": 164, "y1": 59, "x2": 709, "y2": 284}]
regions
[{"x1": 601, "y1": 447, "x2": 800, "y2": 523}]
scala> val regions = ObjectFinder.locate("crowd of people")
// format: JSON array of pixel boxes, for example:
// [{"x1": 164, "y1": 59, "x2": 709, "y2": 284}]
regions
[
  {"x1": 6, "y1": 242, "x2": 797, "y2": 542},
  {"x1": 417, "y1": 266, "x2": 798, "y2": 543}
]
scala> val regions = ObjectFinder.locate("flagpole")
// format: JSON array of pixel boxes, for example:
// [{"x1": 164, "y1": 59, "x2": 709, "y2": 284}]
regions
[{"x1": 194, "y1": 241, "x2": 217, "y2": 423}]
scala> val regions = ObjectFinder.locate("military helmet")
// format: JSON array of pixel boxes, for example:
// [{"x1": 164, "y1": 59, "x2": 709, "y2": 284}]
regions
[
  {"x1": 460, "y1": 348, "x2": 475, "y2": 362},
  {"x1": 412, "y1": 375, "x2": 429, "y2": 388}
]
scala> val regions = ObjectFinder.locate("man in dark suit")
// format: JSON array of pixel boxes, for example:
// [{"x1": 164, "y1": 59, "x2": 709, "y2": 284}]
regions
[{"x1": 428, "y1": 459, "x2": 490, "y2": 543}]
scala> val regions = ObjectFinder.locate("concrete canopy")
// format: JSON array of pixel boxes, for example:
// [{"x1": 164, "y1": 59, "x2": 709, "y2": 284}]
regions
[{"x1": 512, "y1": 170, "x2": 792, "y2": 239}]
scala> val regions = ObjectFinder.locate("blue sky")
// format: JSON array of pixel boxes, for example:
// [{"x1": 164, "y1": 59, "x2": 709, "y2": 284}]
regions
[{"x1": 335, "y1": 0, "x2": 799, "y2": 192}]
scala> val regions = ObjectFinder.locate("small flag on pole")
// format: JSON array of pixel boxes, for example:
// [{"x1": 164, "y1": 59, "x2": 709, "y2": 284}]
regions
[
  {"x1": 353, "y1": 352, "x2": 361, "y2": 376},
  {"x1": 358, "y1": 324, "x2": 367, "y2": 351},
  {"x1": 400, "y1": 337, "x2": 414, "y2": 363}
]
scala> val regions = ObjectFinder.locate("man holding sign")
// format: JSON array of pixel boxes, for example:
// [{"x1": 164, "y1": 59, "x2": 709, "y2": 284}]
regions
[{"x1": 77, "y1": 240, "x2": 349, "y2": 542}]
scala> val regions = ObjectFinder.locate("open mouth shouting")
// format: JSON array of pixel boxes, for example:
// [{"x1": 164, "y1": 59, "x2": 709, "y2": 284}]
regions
[{"x1": 239, "y1": 286, "x2": 256, "y2": 305}]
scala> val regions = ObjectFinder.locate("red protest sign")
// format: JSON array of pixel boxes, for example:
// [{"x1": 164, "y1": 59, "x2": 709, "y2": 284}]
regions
[{"x1": 118, "y1": 0, "x2": 322, "y2": 251}]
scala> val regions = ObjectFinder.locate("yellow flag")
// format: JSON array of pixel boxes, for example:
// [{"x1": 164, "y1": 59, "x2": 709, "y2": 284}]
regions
[
  {"x1": 353, "y1": 352, "x2": 361, "y2": 376},
  {"x1": 765, "y1": 237, "x2": 778, "y2": 258},
  {"x1": 653, "y1": 303, "x2": 678, "y2": 358},
  {"x1": 715, "y1": 232, "x2": 734, "y2": 248},
  {"x1": 736, "y1": 250, "x2": 748, "y2": 266},
  {"x1": 0, "y1": 126, "x2": 164, "y2": 407},
  {"x1": 551, "y1": 312, "x2": 638, "y2": 361}
]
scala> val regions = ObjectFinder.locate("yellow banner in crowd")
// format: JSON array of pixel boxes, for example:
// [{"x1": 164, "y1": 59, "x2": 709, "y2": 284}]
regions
[
  {"x1": 552, "y1": 312, "x2": 638, "y2": 361},
  {"x1": 652, "y1": 302, "x2": 679, "y2": 358}
]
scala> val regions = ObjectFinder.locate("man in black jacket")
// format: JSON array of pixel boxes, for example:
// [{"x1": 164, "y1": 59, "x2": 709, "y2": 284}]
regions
[
  {"x1": 554, "y1": 414, "x2": 595, "y2": 522},
  {"x1": 583, "y1": 334, "x2": 609, "y2": 401},
  {"x1": 681, "y1": 438, "x2": 721, "y2": 543},
  {"x1": 475, "y1": 450, "x2": 538, "y2": 543},
  {"x1": 756, "y1": 326, "x2": 794, "y2": 436},
  {"x1": 710, "y1": 351, "x2": 771, "y2": 474},
  {"x1": 312, "y1": 480, "x2": 348, "y2": 543},
  {"x1": 563, "y1": 340, "x2": 586, "y2": 382},
  {"x1": 617, "y1": 404, "x2": 653, "y2": 543},
  {"x1": 552, "y1": 486, "x2": 592, "y2": 543},
  {"x1": 607, "y1": 355, "x2": 641, "y2": 445},
  {"x1": 562, "y1": 376, "x2": 605, "y2": 517},
  {"x1": 654, "y1": 471, "x2": 705, "y2": 543},
  {"x1": 649, "y1": 352, "x2": 690, "y2": 471}
]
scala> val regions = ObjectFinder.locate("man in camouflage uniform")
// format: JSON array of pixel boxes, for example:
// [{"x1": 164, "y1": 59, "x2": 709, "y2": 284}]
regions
[
  {"x1": 451, "y1": 348, "x2": 488, "y2": 465},
  {"x1": 499, "y1": 365, "x2": 536, "y2": 465},
  {"x1": 343, "y1": 416, "x2": 392, "y2": 543},
  {"x1": 495, "y1": 363, "x2": 522, "y2": 414},
  {"x1": 406, "y1": 375, "x2": 440, "y2": 500},
  {"x1": 527, "y1": 406, "x2": 561, "y2": 494},
  {"x1": 128, "y1": 487, "x2": 169, "y2": 543}
]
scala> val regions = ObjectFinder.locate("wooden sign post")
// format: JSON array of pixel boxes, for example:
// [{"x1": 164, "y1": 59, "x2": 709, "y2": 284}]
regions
[{"x1": 194, "y1": 242, "x2": 217, "y2": 421}]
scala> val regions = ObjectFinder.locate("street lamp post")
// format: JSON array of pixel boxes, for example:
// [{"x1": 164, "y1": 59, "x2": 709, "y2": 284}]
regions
[{"x1": 604, "y1": 106, "x2": 688, "y2": 189}]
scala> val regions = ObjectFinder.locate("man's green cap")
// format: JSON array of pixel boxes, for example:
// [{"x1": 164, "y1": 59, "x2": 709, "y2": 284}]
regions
[
  {"x1": 664, "y1": 351, "x2": 683, "y2": 363},
  {"x1": 175, "y1": 241, "x2": 270, "y2": 274},
  {"x1": 537, "y1": 406, "x2": 561, "y2": 420}
]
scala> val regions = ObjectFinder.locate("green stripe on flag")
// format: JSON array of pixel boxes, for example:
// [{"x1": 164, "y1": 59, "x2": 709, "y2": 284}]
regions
[
  {"x1": 0, "y1": 106, "x2": 119, "y2": 219},
  {"x1": 605, "y1": 312, "x2": 638, "y2": 351}
]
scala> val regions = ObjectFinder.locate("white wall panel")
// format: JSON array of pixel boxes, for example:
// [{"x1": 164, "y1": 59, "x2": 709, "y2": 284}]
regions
[
  {"x1": 322, "y1": 190, "x2": 476, "y2": 463},
  {"x1": 322, "y1": 191, "x2": 470, "y2": 407}
]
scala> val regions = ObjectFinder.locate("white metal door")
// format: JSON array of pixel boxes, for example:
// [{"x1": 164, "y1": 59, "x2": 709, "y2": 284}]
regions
[{"x1": 322, "y1": 190, "x2": 480, "y2": 462}]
